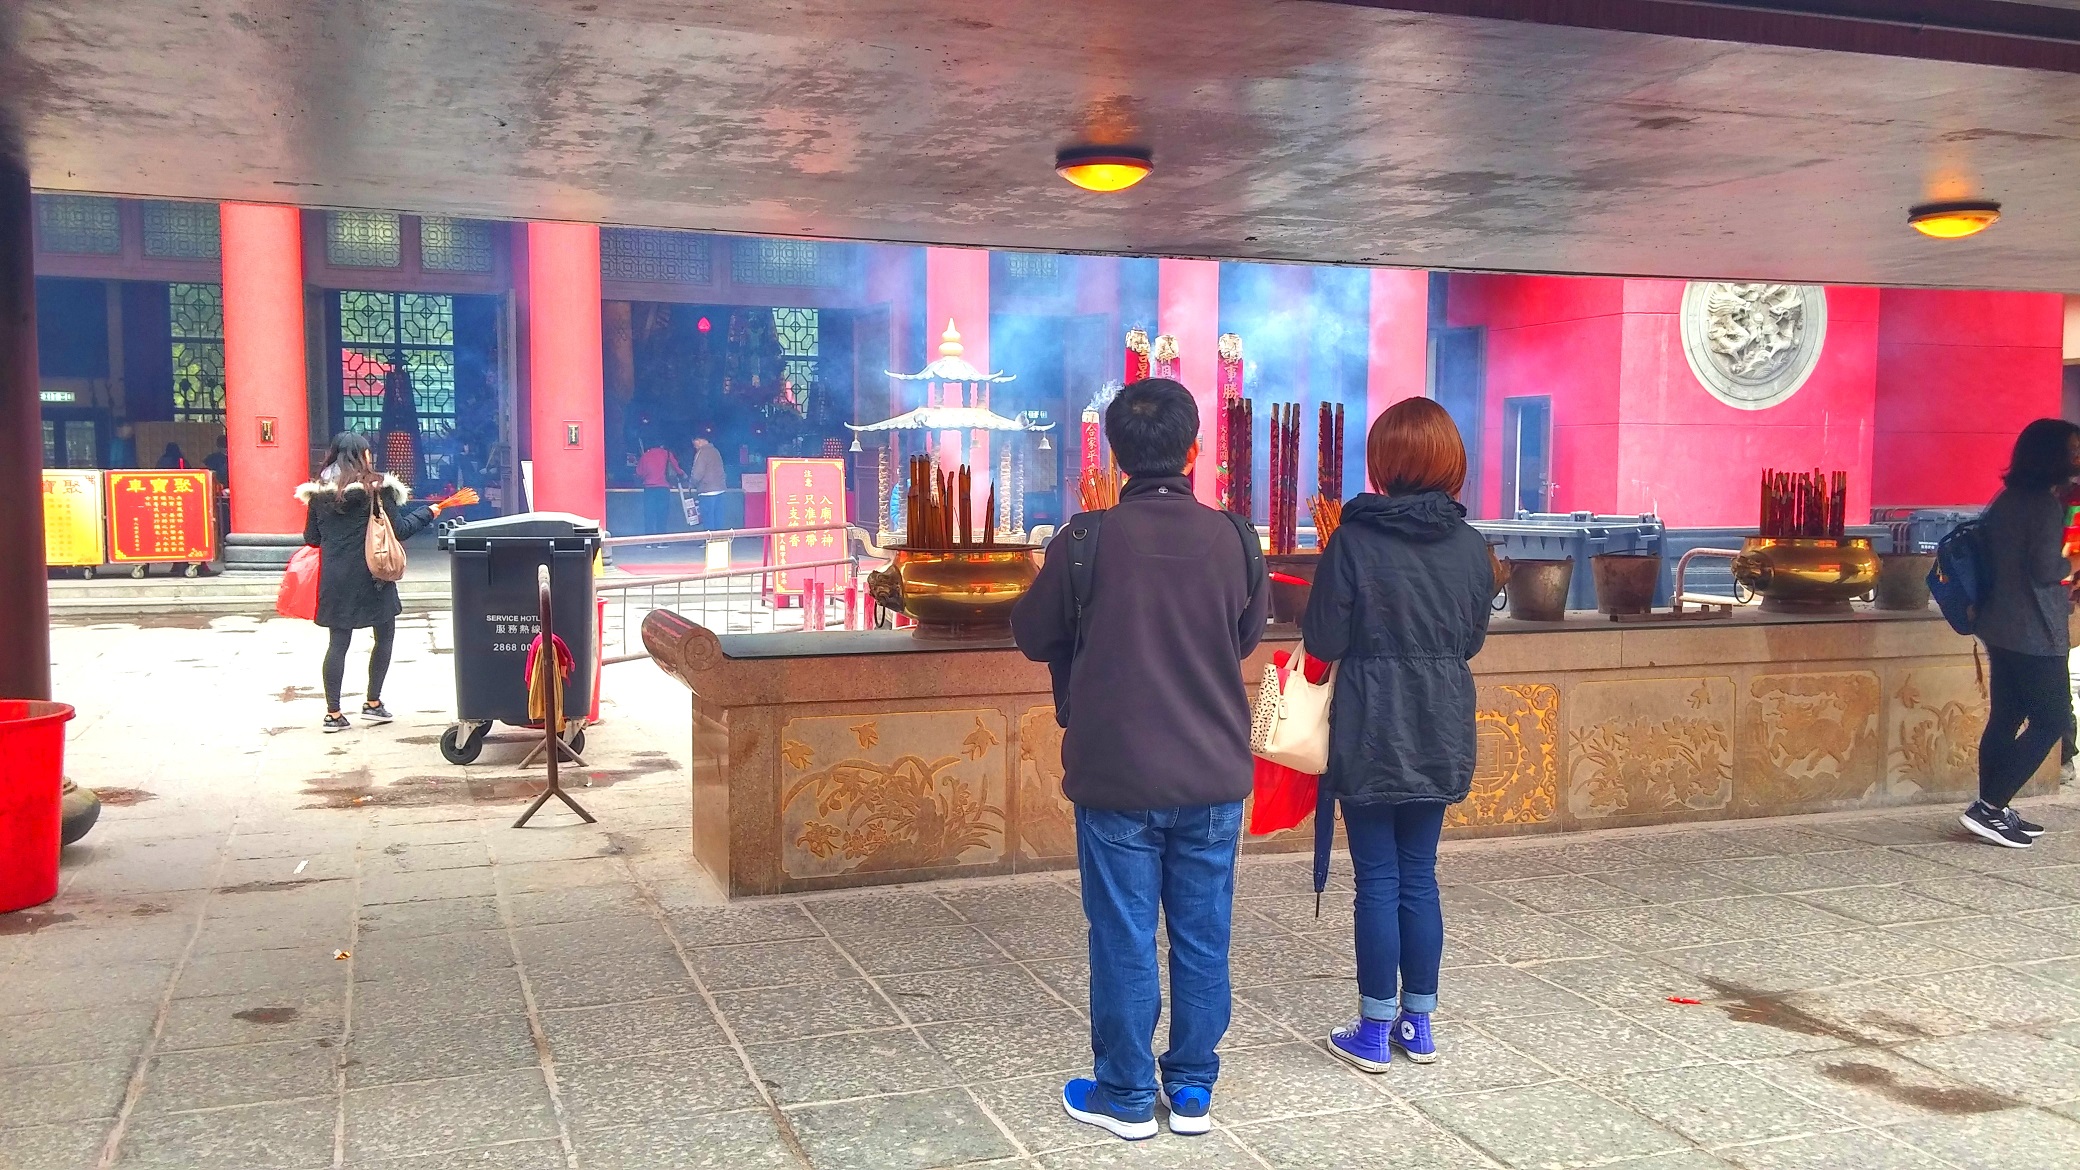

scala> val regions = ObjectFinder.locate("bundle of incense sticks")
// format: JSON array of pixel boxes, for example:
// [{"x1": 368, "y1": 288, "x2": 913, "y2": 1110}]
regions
[
  {"x1": 1310, "y1": 495, "x2": 1343, "y2": 545},
  {"x1": 1317, "y1": 401, "x2": 1346, "y2": 503},
  {"x1": 903, "y1": 456, "x2": 997, "y2": 549},
  {"x1": 1267, "y1": 403, "x2": 1303, "y2": 555},
  {"x1": 1759, "y1": 467, "x2": 1848, "y2": 540},
  {"x1": 1224, "y1": 397, "x2": 1254, "y2": 518},
  {"x1": 1079, "y1": 456, "x2": 1121, "y2": 512}
]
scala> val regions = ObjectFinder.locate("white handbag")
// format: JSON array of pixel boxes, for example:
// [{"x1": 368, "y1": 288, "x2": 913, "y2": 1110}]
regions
[{"x1": 1249, "y1": 641, "x2": 1337, "y2": 775}]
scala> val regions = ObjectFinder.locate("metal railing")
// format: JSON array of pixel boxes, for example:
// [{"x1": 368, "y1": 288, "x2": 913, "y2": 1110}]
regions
[{"x1": 594, "y1": 522, "x2": 883, "y2": 663}]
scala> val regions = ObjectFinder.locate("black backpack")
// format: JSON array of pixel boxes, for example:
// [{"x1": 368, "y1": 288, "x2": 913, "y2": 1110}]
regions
[{"x1": 1048, "y1": 508, "x2": 1266, "y2": 727}]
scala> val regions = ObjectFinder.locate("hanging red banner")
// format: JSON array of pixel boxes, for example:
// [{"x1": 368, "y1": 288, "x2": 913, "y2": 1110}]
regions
[{"x1": 105, "y1": 470, "x2": 216, "y2": 565}]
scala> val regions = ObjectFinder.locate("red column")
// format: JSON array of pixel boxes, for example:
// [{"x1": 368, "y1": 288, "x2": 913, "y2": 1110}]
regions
[
  {"x1": 1367, "y1": 268, "x2": 1429, "y2": 424},
  {"x1": 925, "y1": 247, "x2": 989, "y2": 505},
  {"x1": 220, "y1": 203, "x2": 312, "y2": 564},
  {"x1": 0, "y1": 158, "x2": 50, "y2": 699},
  {"x1": 524, "y1": 222, "x2": 605, "y2": 519},
  {"x1": 1158, "y1": 258, "x2": 1220, "y2": 503}
]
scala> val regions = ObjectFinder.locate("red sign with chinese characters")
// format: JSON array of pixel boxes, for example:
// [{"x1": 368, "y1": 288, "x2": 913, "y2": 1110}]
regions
[
  {"x1": 106, "y1": 470, "x2": 217, "y2": 564},
  {"x1": 766, "y1": 457, "x2": 847, "y2": 597}
]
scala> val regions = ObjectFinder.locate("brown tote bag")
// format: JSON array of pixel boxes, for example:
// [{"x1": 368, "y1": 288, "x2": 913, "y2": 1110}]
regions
[{"x1": 365, "y1": 489, "x2": 407, "y2": 582}]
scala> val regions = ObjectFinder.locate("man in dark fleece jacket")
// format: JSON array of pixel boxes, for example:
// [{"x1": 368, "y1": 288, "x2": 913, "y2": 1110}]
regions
[{"x1": 1012, "y1": 378, "x2": 1268, "y2": 1142}]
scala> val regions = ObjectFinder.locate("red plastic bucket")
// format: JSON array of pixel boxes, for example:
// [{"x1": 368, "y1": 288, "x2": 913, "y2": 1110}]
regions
[{"x1": 0, "y1": 700, "x2": 76, "y2": 914}]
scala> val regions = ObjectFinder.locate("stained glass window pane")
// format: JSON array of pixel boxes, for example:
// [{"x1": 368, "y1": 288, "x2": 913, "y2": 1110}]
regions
[
  {"x1": 326, "y1": 211, "x2": 403, "y2": 268},
  {"x1": 732, "y1": 238, "x2": 846, "y2": 287},
  {"x1": 36, "y1": 195, "x2": 122, "y2": 255},
  {"x1": 600, "y1": 228, "x2": 711, "y2": 283},
  {"x1": 420, "y1": 217, "x2": 495, "y2": 273},
  {"x1": 141, "y1": 201, "x2": 222, "y2": 260},
  {"x1": 168, "y1": 282, "x2": 227, "y2": 423}
]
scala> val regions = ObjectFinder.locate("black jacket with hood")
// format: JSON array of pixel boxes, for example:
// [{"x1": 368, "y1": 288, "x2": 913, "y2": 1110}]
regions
[
  {"x1": 1300, "y1": 490, "x2": 1494, "y2": 805},
  {"x1": 299, "y1": 475, "x2": 436, "y2": 631},
  {"x1": 1011, "y1": 475, "x2": 1270, "y2": 811}
]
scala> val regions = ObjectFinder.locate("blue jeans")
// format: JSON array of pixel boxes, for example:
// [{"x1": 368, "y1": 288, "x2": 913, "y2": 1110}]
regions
[
  {"x1": 1075, "y1": 801, "x2": 1243, "y2": 1116},
  {"x1": 1342, "y1": 799, "x2": 1446, "y2": 1020}
]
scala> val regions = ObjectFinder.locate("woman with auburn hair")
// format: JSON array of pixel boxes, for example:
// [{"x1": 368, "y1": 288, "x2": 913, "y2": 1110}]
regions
[{"x1": 1300, "y1": 397, "x2": 1496, "y2": 1071}]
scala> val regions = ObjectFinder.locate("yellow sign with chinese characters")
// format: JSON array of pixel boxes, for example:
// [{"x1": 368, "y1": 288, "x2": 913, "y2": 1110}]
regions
[{"x1": 43, "y1": 469, "x2": 106, "y2": 569}]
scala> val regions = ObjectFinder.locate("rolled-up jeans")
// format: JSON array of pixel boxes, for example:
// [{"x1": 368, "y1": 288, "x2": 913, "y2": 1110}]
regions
[
  {"x1": 1075, "y1": 800, "x2": 1243, "y2": 1116},
  {"x1": 1341, "y1": 798, "x2": 1447, "y2": 1020}
]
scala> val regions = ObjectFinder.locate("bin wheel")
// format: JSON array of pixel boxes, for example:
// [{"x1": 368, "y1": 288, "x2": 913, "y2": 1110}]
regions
[
  {"x1": 564, "y1": 728, "x2": 587, "y2": 755},
  {"x1": 129, "y1": 565, "x2": 146, "y2": 580},
  {"x1": 183, "y1": 563, "x2": 201, "y2": 578},
  {"x1": 440, "y1": 724, "x2": 489, "y2": 765},
  {"x1": 79, "y1": 567, "x2": 95, "y2": 580}
]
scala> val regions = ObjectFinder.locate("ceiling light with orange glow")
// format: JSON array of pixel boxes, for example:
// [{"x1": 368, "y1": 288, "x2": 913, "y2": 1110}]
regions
[
  {"x1": 1908, "y1": 200, "x2": 2002, "y2": 239},
  {"x1": 1055, "y1": 145, "x2": 1153, "y2": 193}
]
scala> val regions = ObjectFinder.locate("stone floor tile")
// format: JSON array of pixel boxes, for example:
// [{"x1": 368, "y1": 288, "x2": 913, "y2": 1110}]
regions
[
  {"x1": 1884, "y1": 1106, "x2": 2080, "y2": 1169},
  {"x1": 1889, "y1": 912, "x2": 2080, "y2": 964},
  {"x1": 660, "y1": 902, "x2": 822, "y2": 947},
  {"x1": 918, "y1": 1009, "x2": 1091, "y2": 1082},
  {"x1": 1441, "y1": 884, "x2": 1537, "y2": 918},
  {"x1": 1807, "y1": 848, "x2": 1974, "y2": 885},
  {"x1": 1517, "y1": 954, "x2": 1722, "y2": 1008},
  {"x1": 2018, "y1": 956, "x2": 2080, "y2": 990},
  {"x1": 1231, "y1": 1105, "x2": 1496, "y2": 1169},
  {"x1": 174, "y1": 947, "x2": 344, "y2": 1000},
  {"x1": 1888, "y1": 965, "x2": 2080, "y2": 1028},
  {"x1": 1616, "y1": 1001, "x2": 1859, "y2": 1062},
  {"x1": 1789, "y1": 885, "x2": 1972, "y2": 927},
  {"x1": 1372, "y1": 1020, "x2": 1558, "y2": 1100},
  {"x1": 1750, "y1": 1048, "x2": 2014, "y2": 1127},
  {"x1": 786, "y1": 1088, "x2": 1017, "y2": 1170},
  {"x1": 1415, "y1": 1081, "x2": 1690, "y2": 1168},
  {"x1": 1896, "y1": 1030, "x2": 2080, "y2": 1107},
  {"x1": 1456, "y1": 911, "x2": 1614, "y2": 963},
  {"x1": 1565, "y1": 905, "x2": 1731, "y2": 952},
  {"x1": 1682, "y1": 896, "x2": 1865, "y2": 943},
  {"x1": 360, "y1": 865, "x2": 497, "y2": 906},
  {"x1": 140, "y1": 1037, "x2": 338, "y2": 1113},
  {"x1": 1603, "y1": 1152, "x2": 1738, "y2": 1168},
  {"x1": 801, "y1": 891, "x2": 964, "y2": 936},
  {"x1": 1592, "y1": 864, "x2": 1767, "y2": 906},
  {"x1": 355, "y1": 895, "x2": 503, "y2": 940},
  {"x1": 967, "y1": 1073, "x2": 1113, "y2": 1156},
  {"x1": 1704, "y1": 856, "x2": 1865, "y2": 896},
  {"x1": 1716, "y1": 1129, "x2": 1953, "y2": 1170},
  {"x1": 1025, "y1": 958, "x2": 1091, "y2": 1008},
  {"x1": 1229, "y1": 936, "x2": 1352, "y2": 987},
  {"x1": 1236, "y1": 977, "x2": 1362, "y2": 1039},
  {"x1": 687, "y1": 938, "x2": 858, "y2": 992},
  {"x1": 1904, "y1": 874, "x2": 2071, "y2": 916},
  {"x1": 350, "y1": 969, "x2": 526, "y2": 1029},
  {"x1": 1809, "y1": 927, "x2": 1981, "y2": 979},
  {"x1": 1527, "y1": 841, "x2": 1664, "y2": 874},
  {"x1": 2003, "y1": 864, "x2": 2080, "y2": 900},
  {"x1": 1235, "y1": 859, "x2": 1331, "y2": 899},
  {"x1": 0, "y1": 1056, "x2": 136, "y2": 1124},
  {"x1": 1706, "y1": 826, "x2": 1866, "y2": 857},
  {"x1": 191, "y1": 907, "x2": 352, "y2": 957},
  {"x1": 492, "y1": 857, "x2": 626, "y2": 896},
  {"x1": 1595, "y1": 1063, "x2": 1851, "y2": 1144},
  {"x1": 835, "y1": 924, "x2": 1002, "y2": 976},
  {"x1": 364, "y1": 840, "x2": 490, "y2": 876},
  {"x1": 878, "y1": 963, "x2": 1070, "y2": 1024},
  {"x1": 346, "y1": 1012, "x2": 537, "y2": 1087},
  {"x1": 1037, "y1": 1137, "x2": 1263, "y2": 1168},
  {"x1": 713, "y1": 977, "x2": 903, "y2": 1042},
  {"x1": 1437, "y1": 849, "x2": 1574, "y2": 885},
  {"x1": 556, "y1": 1045, "x2": 762, "y2": 1128},
  {"x1": 1244, "y1": 893, "x2": 1354, "y2": 939},
  {"x1": 218, "y1": 854, "x2": 359, "y2": 889},
  {"x1": 939, "y1": 880, "x2": 1084, "y2": 924},
  {"x1": 1651, "y1": 938, "x2": 1862, "y2": 996},
  {"x1": 344, "y1": 1067, "x2": 559, "y2": 1161},
  {"x1": 1479, "y1": 1010, "x2": 1715, "y2": 1079},
  {"x1": 345, "y1": 1138, "x2": 570, "y2": 1168},
  {"x1": 1437, "y1": 963, "x2": 1600, "y2": 1020},
  {"x1": 7, "y1": 918, "x2": 197, "y2": 971},
  {"x1": 0, "y1": 1118, "x2": 109, "y2": 1170},
  {"x1": 523, "y1": 948, "x2": 695, "y2": 1010},
  {"x1": 981, "y1": 916, "x2": 1090, "y2": 962},
  {"x1": 352, "y1": 927, "x2": 514, "y2": 984},
  {"x1": 117, "y1": 1096, "x2": 339, "y2": 1169},
  {"x1": 538, "y1": 994, "x2": 725, "y2": 1063},
  {"x1": 0, "y1": 1001, "x2": 160, "y2": 1069},
  {"x1": 568, "y1": 1111, "x2": 796, "y2": 1170},
  {"x1": 0, "y1": 960, "x2": 175, "y2": 1016},
  {"x1": 1610, "y1": 830, "x2": 1769, "y2": 865},
  {"x1": 500, "y1": 884, "x2": 650, "y2": 928},
  {"x1": 1483, "y1": 874, "x2": 1652, "y2": 914},
  {"x1": 1807, "y1": 817, "x2": 1962, "y2": 848},
  {"x1": 1770, "y1": 982, "x2": 1985, "y2": 1045},
  {"x1": 746, "y1": 1027, "x2": 960, "y2": 1105}
]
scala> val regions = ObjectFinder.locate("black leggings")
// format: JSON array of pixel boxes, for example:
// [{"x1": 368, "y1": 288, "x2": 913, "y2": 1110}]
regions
[
  {"x1": 323, "y1": 621, "x2": 395, "y2": 714},
  {"x1": 1979, "y1": 645, "x2": 2073, "y2": 808}
]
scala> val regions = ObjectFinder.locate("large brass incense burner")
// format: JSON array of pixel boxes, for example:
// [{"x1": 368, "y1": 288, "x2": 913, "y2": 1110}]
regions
[
  {"x1": 868, "y1": 547, "x2": 1039, "y2": 640},
  {"x1": 1731, "y1": 536, "x2": 1880, "y2": 614}
]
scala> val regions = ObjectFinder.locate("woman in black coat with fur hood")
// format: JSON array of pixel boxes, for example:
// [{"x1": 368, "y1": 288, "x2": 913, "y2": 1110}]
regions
[{"x1": 299, "y1": 432, "x2": 474, "y2": 733}]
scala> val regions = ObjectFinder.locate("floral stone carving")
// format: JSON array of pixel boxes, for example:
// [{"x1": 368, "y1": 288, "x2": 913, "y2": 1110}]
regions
[
  {"x1": 1567, "y1": 677, "x2": 1735, "y2": 820},
  {"x1": 1888, "y1": 667, "x2": 1986, "y2": 799},
  {"x1": 779, "y1": 709, "x2": 1007, "y2": 880},
  {"x1": 1739, "y1": 671, "x2": 1882, "y2": 810},
  {"x1": 1449, "y1": 683, "x2": 1560, "y2": 829}
]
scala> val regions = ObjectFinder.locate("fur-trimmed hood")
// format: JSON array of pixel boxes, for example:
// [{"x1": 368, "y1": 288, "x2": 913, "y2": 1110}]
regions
[{"x1": 295, "y1": 474, "x2": 409, "y2": 506}]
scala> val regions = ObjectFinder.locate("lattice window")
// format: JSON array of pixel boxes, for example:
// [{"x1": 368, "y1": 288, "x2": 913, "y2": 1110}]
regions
[
  {"x1": 168, "y1": 283, "x2": 227, "y2": 424},
  {"x1": 732, "y1": 237, "x2": 846, "y2": 287},
  {"x1": 773, "y1": 307, "x2": 820, "y2": 416},
  {"x1": 141, "y1": 201, "x2": 222, "y2": 260},
  {"x1": 1003, "y1": 252, "x2": 1064, "y2": 281},
  {"x1": 36, "y1": 195, "x2": 122, "y2": 255},
  {"x1": 326, "y1": 211, "x2": 403, "y2": 268},
  {"x1": 601, "y1": 228, "x2": 712, "y2": 283},
  {"x1": 337, "y1": 291, "x2": 457, "y2": 439},
  {"x1": 420, "y1": 217, "x2": 496, "y2": 273}
]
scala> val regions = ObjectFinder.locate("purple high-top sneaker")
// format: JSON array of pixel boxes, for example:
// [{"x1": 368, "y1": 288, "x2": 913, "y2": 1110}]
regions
[
  {"x1": 1392, "y1": 1010, "x2": 1437, "y2": 1063},
  {"x1": 1328, "y1": 1017, "x2": 1394, "y2": 1073}
]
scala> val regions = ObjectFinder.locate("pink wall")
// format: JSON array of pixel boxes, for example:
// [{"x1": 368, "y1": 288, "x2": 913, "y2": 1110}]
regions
[
  {"x1": 523, "y1": 222, "x2": 605, "y2": 519},
  {"x1": 220, "y1": 203, "x2": 311, "y2": 535},
  {"x1": 1874, "y1": 289, "x2": 2066, "y2": 506},
  {"x1": 1159, "y1": 258, "x2": 1221, "y2": 503},
  {"x1": 1366, "y1": 268, "x2": 1429, "y2": 429}
]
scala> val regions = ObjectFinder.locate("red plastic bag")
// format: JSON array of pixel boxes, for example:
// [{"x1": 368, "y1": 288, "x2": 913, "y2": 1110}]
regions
[
  {"x1": 277, "y1": 546, "x2": 319, "y2": 621},
  {"x1": 1249, "y1": 651, "x2": 1319, "y2": 835}
]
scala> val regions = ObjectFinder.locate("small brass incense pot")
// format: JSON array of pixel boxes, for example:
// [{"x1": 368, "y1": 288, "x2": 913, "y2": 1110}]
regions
[
  {"x1": 867, "y1": 547, "x2": 1039, "y2": 640},
  {"x1": 1731, "y1": 536, "x2": 1880, "y2": 614}
]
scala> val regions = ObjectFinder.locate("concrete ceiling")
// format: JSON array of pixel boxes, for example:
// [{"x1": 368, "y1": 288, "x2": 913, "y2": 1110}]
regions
[{"x1": 7, "y1": 1, "x2": 2080, "y2": 290}]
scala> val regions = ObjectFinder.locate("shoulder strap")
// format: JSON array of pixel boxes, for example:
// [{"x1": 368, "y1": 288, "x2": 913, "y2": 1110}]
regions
[
  {"x1": 1223, "y1": 510, "x2": 1266, "y2": 607},
  {"x1": 1063, "y1": 511, "x2": 1105, "y2": 655}
]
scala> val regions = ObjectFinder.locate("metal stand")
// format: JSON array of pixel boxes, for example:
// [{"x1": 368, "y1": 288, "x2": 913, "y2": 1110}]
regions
[{"x1": 515, "y1": 565, "x2": 595, "y2": 829}]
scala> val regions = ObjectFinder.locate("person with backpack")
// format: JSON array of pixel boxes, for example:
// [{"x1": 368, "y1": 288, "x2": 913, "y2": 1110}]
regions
[
  {"x1": 1299, "y1": 397, "x2": 1495, "y2": 1071},
  {"x1": 1011, "y1": 377, "x2": 1269, "y2": 1141},
  {"x1": 1954, "y1": 418, "x2": 2080, "y2": 846},
  {"x1": 298, "y1": 432, "x2": 475, "y2": 733}
]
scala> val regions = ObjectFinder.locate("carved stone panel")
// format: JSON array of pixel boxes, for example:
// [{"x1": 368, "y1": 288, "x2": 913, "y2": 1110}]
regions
[
  {"x1": 1567, "y1": 677, "x2": 1735, "y2": 820},
  {"x1": 1739, "y1": 671, "x2": 1883, "y2": 810},
  {"x1": 1887, "y1": 666, "x2": 1987, "y2": 799},
  {"x1": 1679, "y1": 282, "x2": 1828, "y2": 410},
  {"x1": 779, "y1": 709, "x2": 1007, "y2": 880},
  {"x1": 1014, "y1": 706, "x2": 1076, "y2": 862},
  {"x1": 1449, "y1": 683, "x2": 1560, "y2": 829}
]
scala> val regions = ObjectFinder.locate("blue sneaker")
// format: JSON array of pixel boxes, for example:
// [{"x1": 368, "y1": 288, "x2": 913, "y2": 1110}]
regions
[
  {"x1": 1391, "y1": 1010, "x2": 1437, "y2": 1063},
  {"x1": 1160, "y1": 1085, "x2": 1212, "y2": 1136},
  {"x1": 1062, "y1": 1078, "x2": 1157, "y2": 1141},
  {"x1": 1328, "y1": 1017, "x2": 1393, "y2": 1073}
]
